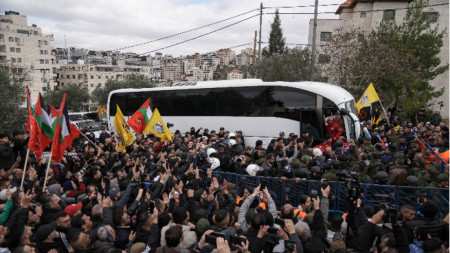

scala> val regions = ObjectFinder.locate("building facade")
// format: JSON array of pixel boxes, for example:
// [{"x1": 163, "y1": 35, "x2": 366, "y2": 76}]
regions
[
  {"x1": 0, "y1": 11, "x2": 58, "y2": 98},
  {"x1": 308, "y1": 0, "x2": 449, "y2": 117}
]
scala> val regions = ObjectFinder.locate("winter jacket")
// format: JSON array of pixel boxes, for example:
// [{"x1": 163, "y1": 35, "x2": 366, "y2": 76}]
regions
[
  {"x1": 0, "y1": 143, "x2": 15, "y2": 170},
  {"x1": 408, "y1": 217, "x2": 449, "y2": 245},
  {"x1": 388, "y1": 167, "x2": 408, "y2": 186}
]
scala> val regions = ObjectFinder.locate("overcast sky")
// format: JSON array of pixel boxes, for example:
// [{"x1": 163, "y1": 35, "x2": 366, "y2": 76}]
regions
[{"x1": 2, "y1": 0, "x2": 340, "y2": 57}]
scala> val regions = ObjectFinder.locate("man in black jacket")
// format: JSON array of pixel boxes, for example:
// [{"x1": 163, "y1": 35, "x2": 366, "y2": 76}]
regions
[
  {"x1": 408, "y1": 201, "x2": 449, "y2": 245},
  {"x1": 0, "y1": 133, "x2": 15, "y2": 171}
]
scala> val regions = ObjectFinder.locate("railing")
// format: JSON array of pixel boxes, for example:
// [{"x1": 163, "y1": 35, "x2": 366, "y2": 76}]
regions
[
  {"x1": 418, "y1": 136, "x2": 448, "y2": 172},
  {"x1": 199, "y1": 170, "x2": 449, "y2": 218}
]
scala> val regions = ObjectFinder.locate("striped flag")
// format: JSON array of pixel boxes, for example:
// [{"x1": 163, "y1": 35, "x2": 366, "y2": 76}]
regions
[{"x1": 127, "y1": 98, "x2": 152, "y2": 134}]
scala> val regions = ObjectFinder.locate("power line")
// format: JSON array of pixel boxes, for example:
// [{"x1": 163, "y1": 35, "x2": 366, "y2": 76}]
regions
[
  {"x1": 263, "y1": 3, "x2": 341, "y2": 9},
  {"x1": 264, "y1": 2, "x2": 449, "y2": 15},
  {"x1": 112, "y1": 9, "x2": 259, "y2": 52},
  {"x1": 138, "y1": 14, "x2": 259, "y2": 56}
]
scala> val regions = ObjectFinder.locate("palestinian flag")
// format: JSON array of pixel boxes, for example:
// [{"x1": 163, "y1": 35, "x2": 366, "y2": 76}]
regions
[
  {"x1": 127, "y1": 98, "x2": 152, "y2": 134},
  {"x1": 28, "y1": 93, "x2": 52, "y2": 159},
  {"x1": 26, "y1": 87, "x2": 35, "y2": 132},
  {"x1": 51, "y1": 94, "x2": 81, "y2": 163}
]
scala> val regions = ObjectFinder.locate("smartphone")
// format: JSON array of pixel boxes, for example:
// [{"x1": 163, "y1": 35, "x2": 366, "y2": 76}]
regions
[
  {"x1": 260, "y1": 181, "x2": 267, "y2": 190},
  {"x1": 149, "y1": 200, "x2": 155, "y2": 214},
  {"x1": 321, "y1": 179, "x2": 329, "y2": 189},
  {"x1": 310, "y1": 190, "x2": 318, "y2": 199},
  {"x1": 285, "y1": 240, "x2": 295, "y2": 253},
  {"x1": 205, "y1": 232, "x2": 225, "y2": 245},
  {"x1": 274, "y1": 217, "x2": 285, "y2": 227}
]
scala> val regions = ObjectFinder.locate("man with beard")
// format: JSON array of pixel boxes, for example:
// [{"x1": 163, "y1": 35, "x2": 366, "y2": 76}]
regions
[
  {"x1": 55, "y1": 211, "x2": 71, "y2": 253},
  {"x1": 186, "y1": 189, "x2": 211, "y2": 219}
]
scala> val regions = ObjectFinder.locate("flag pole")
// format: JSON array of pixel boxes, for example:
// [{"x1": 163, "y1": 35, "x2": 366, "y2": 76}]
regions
[
  {"x1": 42, "y1": 152, "x2": 52, "y2": 192},
  {"x1": 372, "y1": 83, "x2": 390, "y2": 125},
  {"x1": 80, "y1": 132, "x2": 97, "y2": 146},
  {"x1": 20, "y1": 148, "x2": 30, "y2": 190}
]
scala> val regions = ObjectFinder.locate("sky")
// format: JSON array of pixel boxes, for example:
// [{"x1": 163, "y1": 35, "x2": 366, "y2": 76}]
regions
[{"x1": 2, "y1": 0, "x2": 340, "y2": 57}]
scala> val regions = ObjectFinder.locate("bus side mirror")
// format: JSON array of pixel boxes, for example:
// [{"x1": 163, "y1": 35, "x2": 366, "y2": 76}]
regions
[{"x1": 340, "y1": 108, "x2": 350, "y2": 116}]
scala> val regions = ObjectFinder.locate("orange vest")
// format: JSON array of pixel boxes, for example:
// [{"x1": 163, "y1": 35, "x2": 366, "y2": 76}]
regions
[
  {"x1": 435, "y1": 149, "x2": 449, "y2": 163},
  {"x1": 259, "y1": 202, "x2": 267, "y2": 210}
]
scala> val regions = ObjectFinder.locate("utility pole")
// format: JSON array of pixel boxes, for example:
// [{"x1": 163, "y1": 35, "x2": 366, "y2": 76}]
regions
[
  {"x1": 258, "y1": 3, "x2": 263, "y2": 61},
  {"x1": 310, "y1": 0, "x2": 319, "y2": 81}
]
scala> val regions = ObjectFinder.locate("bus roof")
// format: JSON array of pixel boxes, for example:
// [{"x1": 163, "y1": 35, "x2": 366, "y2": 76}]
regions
[{"x1": 109, "y1": 79, "x2": 354, "y2": 107}]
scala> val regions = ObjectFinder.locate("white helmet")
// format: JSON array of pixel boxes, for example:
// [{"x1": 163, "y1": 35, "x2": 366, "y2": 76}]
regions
[
  {"x1": 207, "y1": 157, "x2": 221, "y2": 170},
  {"x1": 229, "y1": 139, "x2": 236, "y2": 146},
  {"x1": 228, "y1": 132, "x2": 236, "y2": 139},
  {"x1": 246, "y1": 164, "x2": 261, "y2": 176},
  {"x1": 206, "y1": 147, "x2": 217, "y2": 158}
]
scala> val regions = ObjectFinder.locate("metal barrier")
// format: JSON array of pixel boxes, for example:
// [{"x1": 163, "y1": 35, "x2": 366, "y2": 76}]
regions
[{"x1": 200, "y1": 170, "x2": 449, "y2": 218}]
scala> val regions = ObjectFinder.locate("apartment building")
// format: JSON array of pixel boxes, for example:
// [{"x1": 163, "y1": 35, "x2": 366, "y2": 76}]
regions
[
  {"x1": 227, "y1": 69, "x2": 243, "y2": 80},
  {"x1": 308, "y1": 0, "x2": 449, "y2": 116},
  {"x1": 236, "y1": 53, "x2": 252, "y2": 66},
  {"x1": 0, "y1": 11, "x2": 57, "y2": 98}
]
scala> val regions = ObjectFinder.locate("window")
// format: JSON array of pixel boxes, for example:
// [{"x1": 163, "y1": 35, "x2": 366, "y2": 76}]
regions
[
  {"x1": 91, "y1": 84, "x2": 94, "y2": 87},
  {"x1": 318, "y1": 54, "x2": 331, "y2": 64},
  {"x1": 425, "y1": 12, "x2": 438, "y2": 22},
  {"x1": 91, "y1": 75, "x2": 94, "y2": 79},
  {"x1": 67, "y1": 75, "x2": 70, "y2": 79},
  {"x1": 73, "y1": 75, "x2": 76, "y2": 79},
  {"x1": 45, "y1": 59, "x2": 49, "y2": 64},
  {"x1": 98, "y1": 83, "x2": 101, "y2": 87},
  {"x1": 17, "y1": 58, "x2": 22, "y2": 63},
  {"x1": 61, "y1": 82, "x2": 64, "y2": 86},
  {"x1": 40, "y1": 50, "x2": 43, "y2": 54},
  {"x1": 320, "y1": 32, "x2": 332, "y2": 42},
  {"x1": 360, "y1": 12, "x2": 366, "y2": 18},
  {"x1": 44, "y1": 50, "x2": 48, "y2": 55},
  {"x1": 10, "y1": 47, "x2": 15, "y2": 52},
  {"x1": 105, "y1": 76, "x2": 108, "y2": 79},
  {"x1": 40, "y1": 59, "x2": 44, "y2": 64},
  {"x1": 98, "y1": 76, "x2": 101, "y2": 79},
  {"x1": 383, "y1": 10, "x2": 395, "y2": 20},
  {"x1": 8, "y1": 37, "x2": 14, "y2": 42},
  {"x1": 11, "y1": 58, "x2": 16, "y2": 63},
  {"x1": 43, "y1": 41, "x2": 48, "y2": 45},
  {"x1": 14, "y1": 37, "x2": 19, "y2": 42},
  {"x1": 15, "y1": 48, "x2": 20, "y2": 53}
]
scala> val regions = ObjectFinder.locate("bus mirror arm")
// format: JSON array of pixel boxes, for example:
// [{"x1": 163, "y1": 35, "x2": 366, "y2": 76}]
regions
[
  {"x1": 167, "y1": 122, "x2": 174, "y2": 128},
  {"x1": 340, "y1": 108, "x2": 350, "y2": 116}
]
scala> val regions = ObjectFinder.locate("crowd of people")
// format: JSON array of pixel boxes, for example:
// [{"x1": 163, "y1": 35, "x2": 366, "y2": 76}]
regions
[{"x1": 0, "y1": 104, "x2": 447, "y2": 253}]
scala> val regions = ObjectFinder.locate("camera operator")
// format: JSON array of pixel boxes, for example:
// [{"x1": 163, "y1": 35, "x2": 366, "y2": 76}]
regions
[{"x1": 233, "y1": 155, "x2": 248, "y2": 175}]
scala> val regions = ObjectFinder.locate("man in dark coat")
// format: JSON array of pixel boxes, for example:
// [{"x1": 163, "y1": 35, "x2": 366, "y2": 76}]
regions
[{"x1": 0, "y1": 133, "x2": 15, "y2": 170}]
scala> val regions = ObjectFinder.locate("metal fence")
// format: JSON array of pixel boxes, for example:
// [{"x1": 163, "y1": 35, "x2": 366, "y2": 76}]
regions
[{"x1": 200, "y1": 170, "x2": 449, "y2": 218}]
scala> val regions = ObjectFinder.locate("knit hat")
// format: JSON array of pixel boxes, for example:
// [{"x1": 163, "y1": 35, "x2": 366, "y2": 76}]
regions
[
  {"x1": 195, "y1": 218, "x2": 211, "y2": 239},
  {"x1": 109, "y1": 178, "x2": 119, "y2": 189},
  {"x1": 36, "y1": 222, "x2": 57, "y2": 241},
  {"x1": 65, "y1": 202, "x2": 83, "y2": 217},
  {"x1": 62, "y1": 180, "x2": 74, "y2": 192},
  {"x1": 48, "y1": 184, "x2": 61, "y2": 197},
  {"x1": 436, "y1": 173, "x2": 449, "y2": 183},
  {"x1": 109, "y1": 187, "x2": 120, "y2": 200},
  {"x1": 0, "y1": 133, "x2": 9, "y2": 139},
  {"x1": 245, "y1": 146, "x2": 252, "y2": 151}
]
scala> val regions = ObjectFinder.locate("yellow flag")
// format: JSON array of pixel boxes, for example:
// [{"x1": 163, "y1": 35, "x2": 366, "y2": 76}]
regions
[
  {"x1": 373, "y1": 114, "x2": 382, "y2": 125},
  {"x1": 143, "y1": 108, "x2": 174, "y2": 142},
  {"x1": 114, "y1": 105, "x2": 134, "y2": 146},
  {"x1": 356, "y1": 83, "x2": 380, "y2": 112}
]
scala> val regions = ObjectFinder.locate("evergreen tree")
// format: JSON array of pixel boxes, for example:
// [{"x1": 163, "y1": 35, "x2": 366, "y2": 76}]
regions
[{"x1": 267, "y1": 9, "x2": 286, "y2": 56}]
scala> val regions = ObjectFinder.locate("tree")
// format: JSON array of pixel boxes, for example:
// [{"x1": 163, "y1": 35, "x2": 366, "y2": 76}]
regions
[
  {"x1": 256, "y1": 47, "x2": 320, "y2": 81},
  {"x1": 322, "y1": 0, "x2": 447, "y2": 116},
  {"x1": 0, "y1": 69, "x2": 26, "y2": 133},
  {"x1": 267, "y1": 9, "x2": 286, "y2": 56},
  {"x1": 91, "y1": 74, "x2": 154, "y2": 106},
  {"x1": 44, "y1": 84, "x2": 90, "y2": 112}
]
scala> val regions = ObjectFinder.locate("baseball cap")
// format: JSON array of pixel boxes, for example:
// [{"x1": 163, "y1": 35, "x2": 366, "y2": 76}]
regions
[{"x1": 65, "y1": 202, "x2": 83, "y2": 217}]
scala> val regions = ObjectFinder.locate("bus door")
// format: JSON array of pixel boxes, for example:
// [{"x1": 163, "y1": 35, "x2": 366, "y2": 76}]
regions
[{"x1": 299, "y1": 109, "x2": 322, "y2": 139}]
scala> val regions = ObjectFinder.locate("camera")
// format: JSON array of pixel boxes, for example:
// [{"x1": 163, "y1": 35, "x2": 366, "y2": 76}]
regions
[
  {"x1": 236, "y1": 156, "x2": 243, "y2": 162},
  {"x1": 260, "y1": 181, "x2": 267, "y2": 190},
  {"x1": 268, "y1": 227, "x2": 279, "y2": 234},
  {"x1": 274, "y1": 217, "x2": 285, "y2": 227}
]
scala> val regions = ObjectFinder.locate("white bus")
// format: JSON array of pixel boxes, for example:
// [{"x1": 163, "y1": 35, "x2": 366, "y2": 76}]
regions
[{"x1": 107, "y1": 79, "x2": 360, "y2": 146}]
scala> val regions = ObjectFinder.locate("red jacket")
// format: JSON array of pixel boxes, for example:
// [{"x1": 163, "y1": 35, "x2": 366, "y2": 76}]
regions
[{"x1": 326, "y1": 121, "x2": 343, "y2": 141}]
